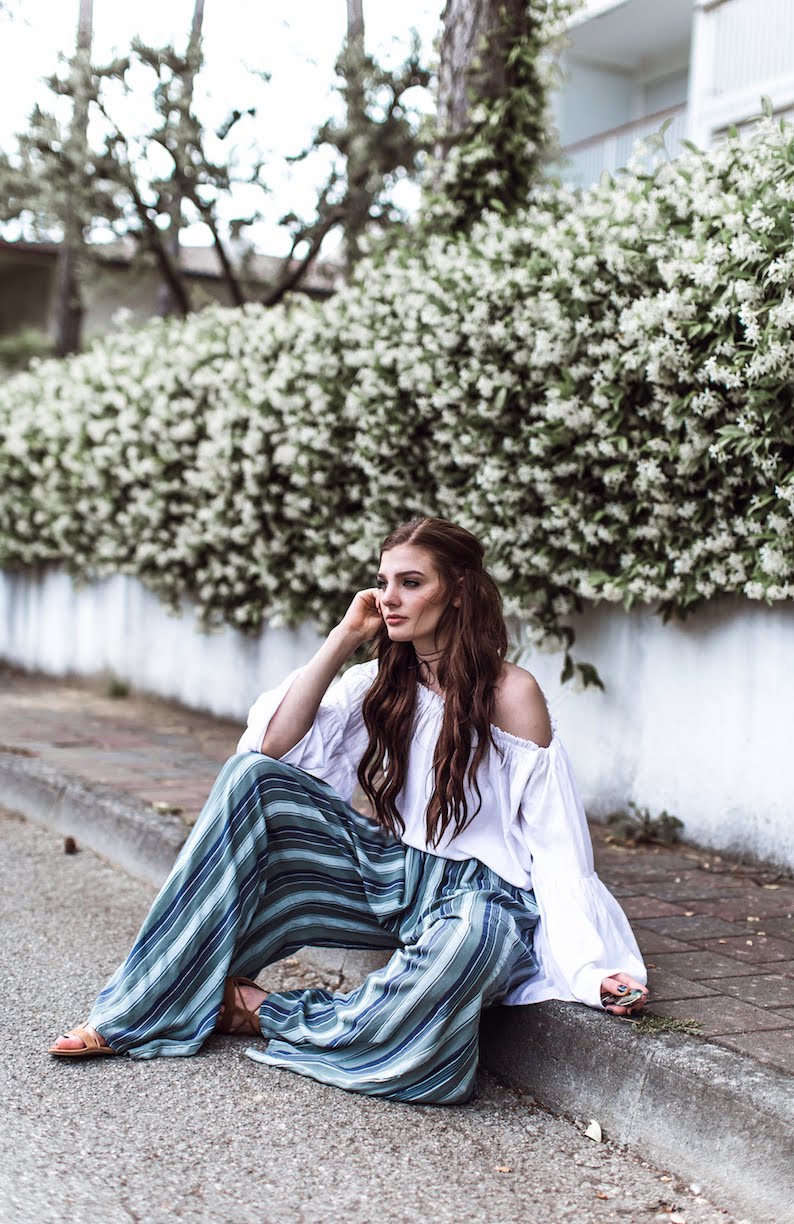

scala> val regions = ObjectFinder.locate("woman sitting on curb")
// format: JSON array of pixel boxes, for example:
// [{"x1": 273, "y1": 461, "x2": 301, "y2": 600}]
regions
[{"x1": 50, "y1": 518, "x2": 647, "y2": 1104}]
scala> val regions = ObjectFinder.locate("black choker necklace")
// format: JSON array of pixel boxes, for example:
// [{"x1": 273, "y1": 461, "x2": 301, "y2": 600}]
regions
[{"x1": 414, "y1": 649, "x2": 444, "y2": 688}]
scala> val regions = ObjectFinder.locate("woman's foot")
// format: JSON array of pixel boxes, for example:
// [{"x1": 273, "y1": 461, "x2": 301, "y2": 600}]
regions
[
  {"x1": 49, "y1": 1024, "x2": 115, "y2": 1057},
  {"x1": 216, "y1": 976, "x2": 268, "y2": 1036}
]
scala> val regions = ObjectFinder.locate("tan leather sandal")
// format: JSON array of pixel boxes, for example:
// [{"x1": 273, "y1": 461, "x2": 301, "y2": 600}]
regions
[
  {"x1": 48, "y1": 1024, "x2": 116, "y2": 1058},
  {"x1": 216, "y1": 976, "x2": 267, "y2": 1035}
]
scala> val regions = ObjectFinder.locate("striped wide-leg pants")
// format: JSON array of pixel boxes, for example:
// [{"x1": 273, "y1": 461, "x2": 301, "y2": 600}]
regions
[{"x1": 88, "y1": 753, "x2": 540, "y2": 1104}]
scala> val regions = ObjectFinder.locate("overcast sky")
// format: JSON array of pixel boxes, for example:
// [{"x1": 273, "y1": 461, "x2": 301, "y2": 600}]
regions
[{"x1": 0, "y1": 0, "x2": 445, "y2": 254}]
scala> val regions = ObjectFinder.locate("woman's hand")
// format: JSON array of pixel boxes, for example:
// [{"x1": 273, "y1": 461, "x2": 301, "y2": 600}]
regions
[
  {"x1": 337, "y1": 588, "x2": 383, "y2": 643},
  {"x1": 262, "y1": 588, "x2": 382, "y2": 758},
  {"x1": 600, "y1": 972, "x2": 649, "y2": 1016}
]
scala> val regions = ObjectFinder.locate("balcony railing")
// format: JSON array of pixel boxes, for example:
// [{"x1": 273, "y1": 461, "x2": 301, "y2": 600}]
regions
[
  {"x1": 712, "y1": 0, "x2": 794, "y2": 97},
  {"x1": 560, "y1": 103, "x2": 689, "y2": 187}
]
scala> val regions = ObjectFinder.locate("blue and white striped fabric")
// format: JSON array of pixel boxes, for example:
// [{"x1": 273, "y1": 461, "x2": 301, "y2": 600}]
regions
[{"x1": 88, "y1": 753, "x2": 540, "y2": 1103}]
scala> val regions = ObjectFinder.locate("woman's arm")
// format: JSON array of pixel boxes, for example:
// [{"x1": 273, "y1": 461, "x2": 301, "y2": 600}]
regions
[
  {"x1": 495, "y1": 666, "x2": 647, "y2": 1013},
  {"x1": 261, "y1": 589, "x2": 381, "y2": 758},
  {"x1": 493, "y1": 664, "x2": 552, "y2": 747}
]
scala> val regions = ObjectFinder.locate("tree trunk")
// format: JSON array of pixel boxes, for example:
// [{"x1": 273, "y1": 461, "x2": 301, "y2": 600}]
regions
[
  {"x1": 95, "y1": 98, "x2": 193, "y2": 319},
  {"x1": 130, "y1": 179, "x2": 192, "y2": 318},
  {"x1": 435, "y1": 0, "x2": 524, "y2": 161},
  {"x1": 346, "y1": 0, "x2": 364, "y2": 42},
  {"x1": 343, "y1": 0, "x2": 369, "y2": 269},
  {"x1": 158, "y1": 0, "x2": 204, "y2": 316},
  {"x1": 55, "y1": 0, "x2": 92, "y2": 356},
  {"x1": 263, "y1": 205, "x2": 345, "y2": 308},
  {"x1": 195, "y1": 200, "x2": 246, "y2": 307},
  {"x1": 54, "y1": 247, "x2": 83, "y2": 356}
]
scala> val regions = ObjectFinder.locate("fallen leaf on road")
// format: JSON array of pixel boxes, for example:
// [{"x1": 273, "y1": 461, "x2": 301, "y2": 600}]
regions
[
  {"x1": 595, "y1": 1192, "x2": 609, "y2": 1199},
  {"x1": 495, "y1": 1166, "x2": 512, "y2": 1173},
  {"x1": 585, "y1": 1119, "x2": 602, "y2": 1142},
  {"x1": 152, "y1": 801, "x2": 185, "y2": 815}
]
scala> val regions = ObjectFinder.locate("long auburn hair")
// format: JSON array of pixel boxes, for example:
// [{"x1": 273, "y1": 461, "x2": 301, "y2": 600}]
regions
[{"x1": 357, "y1": 518, "x2": 507, "y2": 847}]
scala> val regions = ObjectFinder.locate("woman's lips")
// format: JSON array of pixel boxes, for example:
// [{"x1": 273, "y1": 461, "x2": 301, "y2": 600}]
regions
[{"x1": 385, "y1": 615, "x2": 407, "y2": 624}]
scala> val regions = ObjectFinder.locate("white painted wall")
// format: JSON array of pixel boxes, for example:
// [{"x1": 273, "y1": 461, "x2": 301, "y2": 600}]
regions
[
  {"x1": 1, "y1": 568, "x2": 792, "y2": 870},
  {"x1": 557, "y1": 56, "x2": 635, "y2": 146},
  {"x1": 524, "y1": 600, "x2": 794, "y2": 872},
  {"x1": 643, "y1": 69, "x2": 689, "y2": 115},
  {"x1": 0, "y1": 569, "x2": 323, "y2": 720},
  {"x1": 688, "y1": 0, "x2": 794, "y2": 148},
  {"x1": 709, "y1": 0, "x2": 794, "y2": 98},
  {"x1": 558, "y1": 0, "x2": 794, "y2": 185}
]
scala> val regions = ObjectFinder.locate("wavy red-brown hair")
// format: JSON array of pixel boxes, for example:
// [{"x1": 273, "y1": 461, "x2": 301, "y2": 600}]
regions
[{"x1": 357, "y1": 518, "x2": 507, "y2": 847}]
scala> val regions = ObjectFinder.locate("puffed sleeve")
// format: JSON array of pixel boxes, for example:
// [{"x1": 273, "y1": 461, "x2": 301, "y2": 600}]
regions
[
  {"x1": 503, "y1": 736, "x2": 646, "y2": 1010},
  {"x1": 236, "y1": 660, "x2": 376, "y2": 805}
]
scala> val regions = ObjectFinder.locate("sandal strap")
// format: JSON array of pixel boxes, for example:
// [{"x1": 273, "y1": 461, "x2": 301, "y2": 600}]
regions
[
  {"x1": 62, "y1": 1024, "x2": 108, "y2": 1051},
  {"x1": 219, "y1": 976, "x2": 264, "y2": 1033}
]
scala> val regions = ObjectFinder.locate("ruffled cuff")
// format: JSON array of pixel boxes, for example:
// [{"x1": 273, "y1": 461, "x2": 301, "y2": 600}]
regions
[
  {"x1": 236, "y1": 668, "x2": 303, "y2": 754},
  {"x1": 508, "y1": 871, "x2": 646, "y2": 1009}
]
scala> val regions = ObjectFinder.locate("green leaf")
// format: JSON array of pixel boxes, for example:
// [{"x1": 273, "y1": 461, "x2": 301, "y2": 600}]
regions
[{"x1": 576, "y1": 662, "x2": 605, "y2": 691}]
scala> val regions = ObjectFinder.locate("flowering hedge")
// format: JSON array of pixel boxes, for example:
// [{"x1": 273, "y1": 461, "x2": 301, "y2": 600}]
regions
[{"x1": 1, "y1": 119, "x2": 792, "y2": 669}]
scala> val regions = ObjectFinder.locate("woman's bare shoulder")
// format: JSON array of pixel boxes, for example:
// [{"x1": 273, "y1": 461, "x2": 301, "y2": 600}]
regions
[{"x1": 492, "y1": 663, "x2": 552, "y2": 748}]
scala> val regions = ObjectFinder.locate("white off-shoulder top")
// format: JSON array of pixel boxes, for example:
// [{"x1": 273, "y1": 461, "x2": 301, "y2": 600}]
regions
[{"x1": 237, "y1": 659, "x2": 646, "y2": 1010}]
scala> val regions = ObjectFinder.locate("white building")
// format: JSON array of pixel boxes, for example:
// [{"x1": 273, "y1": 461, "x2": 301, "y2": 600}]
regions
[{"x1": 554, "y1": 0, "x2": 794, "y2": 186}]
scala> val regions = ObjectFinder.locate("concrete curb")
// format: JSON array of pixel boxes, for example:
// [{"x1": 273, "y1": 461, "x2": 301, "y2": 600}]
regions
[
  {"x1": 3, "y1": 751, "x2": 792, "y2": 1223},
  {"x1": 0, "y1": 752, "x2": 186, "y2": 887},
  {"x1": 480, "y1": 1001, "x2": 792, "y2": 1224}
]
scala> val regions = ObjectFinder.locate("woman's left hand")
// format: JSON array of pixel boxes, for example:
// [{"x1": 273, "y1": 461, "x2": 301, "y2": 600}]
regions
[{"x1": 600, "y1": 971, "x2": 649, "y2": 1016}]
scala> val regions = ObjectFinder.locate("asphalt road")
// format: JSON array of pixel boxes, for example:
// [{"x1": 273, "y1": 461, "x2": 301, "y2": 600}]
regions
[{"x1": 1, "y1": 809, "x2": 743, "y2": 1224}]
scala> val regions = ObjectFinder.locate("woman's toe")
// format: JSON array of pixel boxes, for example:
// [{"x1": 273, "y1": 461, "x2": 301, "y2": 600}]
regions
[
  {"x1": 53, "y1": 1033, "x2": 87, "y2": 1051},
  {"x1": 51, "y1": 1026, "x2": 108, "y2": 1052}
]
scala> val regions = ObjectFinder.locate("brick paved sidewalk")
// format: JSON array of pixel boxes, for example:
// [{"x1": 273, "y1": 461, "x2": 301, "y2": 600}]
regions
[{"x1": 2, "y1": 661, "x2": 792, "y2": 1076}]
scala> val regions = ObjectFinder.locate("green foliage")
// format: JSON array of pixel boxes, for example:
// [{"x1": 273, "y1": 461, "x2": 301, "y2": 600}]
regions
[
  {"x1": 272, "y1": 33, "x2": 431, "y2": 290},
  {"x1": 429, "y1": 0, "x2": 580, "y2": 231},
  {"x1": 105, "y1": 674, "x2": 130, "y2": 699},
  {"x1": 0, "y1": 19, "x2": 267, "y2": 321},
  {"x1": 105, "y1": 30, "x2": 262, "y2": 303},
  {"x1": 0, "y1": 122, "x2": 792, "y2": 663},
  {"x1": 0, "y1": 327, "x2": 54, "y2": 374},
  {"x1": 632, "y1": 1014, "x2": 704, "y2": 1037},
  {"x1": 0, "y1": 51, "x2": 127, "y2": 245},
  {"x1": 606, "y1": 803, "x2": 684, "y2": 847}
]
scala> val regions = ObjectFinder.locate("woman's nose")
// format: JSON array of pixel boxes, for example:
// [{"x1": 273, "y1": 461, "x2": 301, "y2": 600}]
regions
[{"x1": 382, "y1": 584, "x2": 400, "y2": 607}]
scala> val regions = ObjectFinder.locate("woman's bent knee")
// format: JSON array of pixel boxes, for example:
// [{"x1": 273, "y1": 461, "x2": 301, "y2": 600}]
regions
[
  {"x1": 222, "y1": 752, "x2": 288, "y2": 791},
  {"x1": 226, "y1": 750, "x2": 281, "y2": 772}
]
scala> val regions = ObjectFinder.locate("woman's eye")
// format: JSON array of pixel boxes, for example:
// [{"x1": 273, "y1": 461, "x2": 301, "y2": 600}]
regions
[{"x1": 403, "y1": 580, "x2": 419, "y2": 588}]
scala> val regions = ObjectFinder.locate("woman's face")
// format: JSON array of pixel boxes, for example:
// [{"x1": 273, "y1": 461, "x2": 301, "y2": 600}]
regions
[{"x1": 376, "y1": 543, "x2": 452, "y2": 652}]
